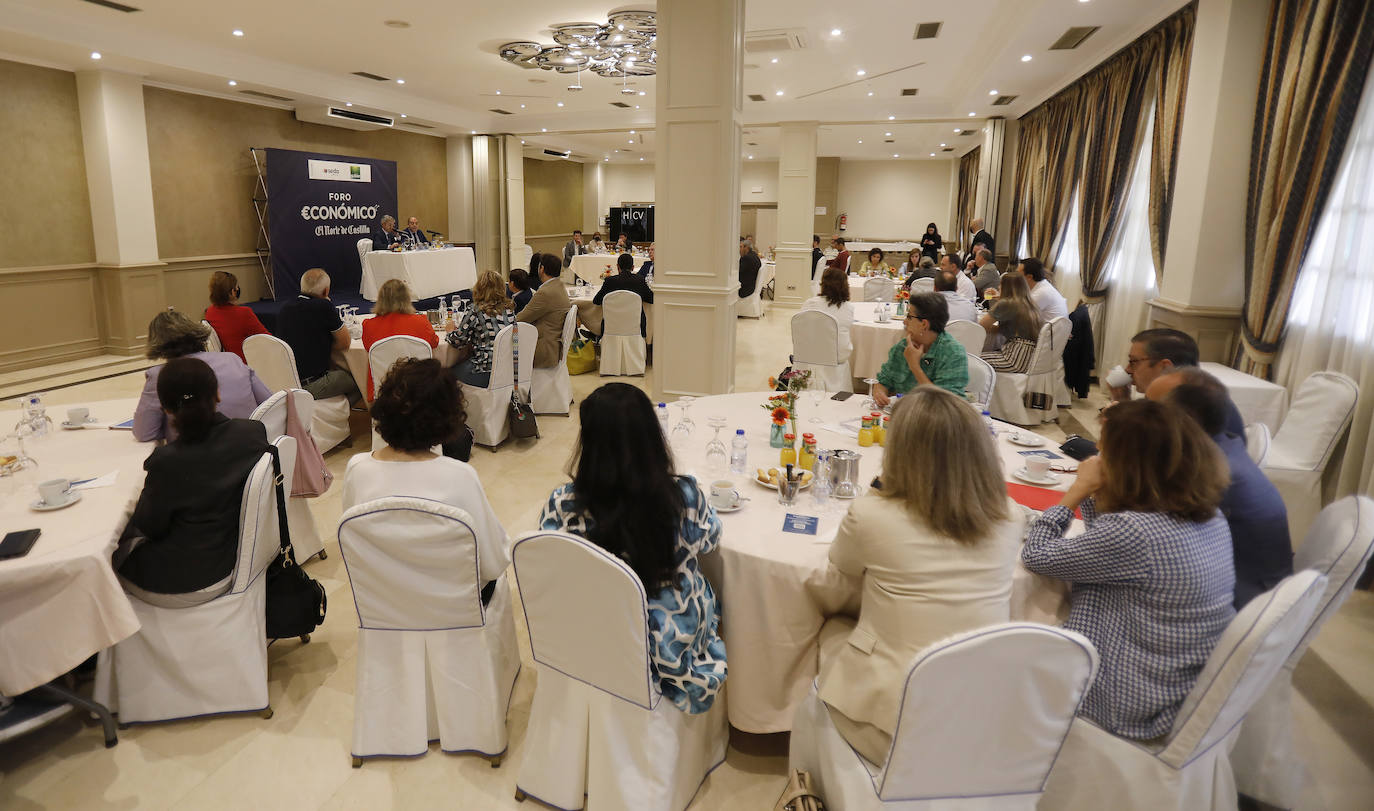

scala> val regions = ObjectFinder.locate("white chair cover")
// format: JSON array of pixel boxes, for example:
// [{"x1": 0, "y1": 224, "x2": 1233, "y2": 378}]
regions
[
  {"x1": 1039, "y1": 570, "x2": 1328, "y2": 810},
  {"x1": 790, "y1": 623, "x2": 1098, "y2": 810},
  {"x1": 366, "y1": 335, "x2": 433, "y2": 448},
  {"x1": 909, "y1": 277, "x2": 935, "y2": 293},
  {"x1": 250, "y1": 390, "x2": 326, "y2": 562},
  {"x1": 1244, "y1": 422, "x2": 1272, "y2": 466},
  {"x1": 243, "y1": 333, "x2": 351, "y2": 453},
  {"x1": 338, "y1": 498, "x2": 519, "y2": 764},
  {"x1": 531, "y1": 306, "x2": 578, "y2": 414},
  {"x1": 988, "y1": 317, "x2": 1071, "y2": 425},
  {"x1": 1231, "y1": 496, "x2": 1374, "y2": 808},
  {"x1": 966, "y1": 353, "x2": 995, "y2": 406},
  {"x1": 600, "y1": 290, "x2": 647, "y2": 376},
  {"x1": 738, "y1": 263, "x2": 770, "y2": 318},
  {"x1": 202, "y1": 320, "x2": 222, "y2": 353},
  {"x1": 93, "y1": 437, "x2": 296, "y2": 724},
  {"x1": 511, "y1": 531, "x2": 727, "y2": 811},
  {"x1": 356, "y1": 238, "x2": 372, "y2": 267},
  {"x1": 1262, "y1": 371, "x2": 1359, "y2": 544},
  {"x1": 863, "y1": 277, "x2": 895, "y2": 302},
  {"x1": 945, "y1": 319, "x2": 984, "y2": 356},
  {"x1": 523, "y1": 244, "x2": 534, "y2": 265},
  {"x1": 791, "y1": 310, "x2": 852, "y2": 393},
  {"x1": 461, "y1": 322, "x2": 535, "y2": 448}
]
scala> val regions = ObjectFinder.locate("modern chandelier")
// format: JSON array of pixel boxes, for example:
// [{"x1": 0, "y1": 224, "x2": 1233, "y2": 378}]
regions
[{"x1": 498, "y1": 9, "x2": 657, "y2": 88}]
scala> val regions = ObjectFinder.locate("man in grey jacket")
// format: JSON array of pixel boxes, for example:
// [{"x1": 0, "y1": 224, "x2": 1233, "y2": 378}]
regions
[
  {"x1": 970, "y1": 248, "x2": 1001, "y2": 300},
  {"x1": 562, "y1": 230, "x2": 587, "y2": 268}
]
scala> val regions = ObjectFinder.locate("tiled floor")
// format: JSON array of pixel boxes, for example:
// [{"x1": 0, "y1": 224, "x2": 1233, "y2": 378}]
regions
[{"x1": 2, "y1": 309, "x2": 1371, "y2": 809}]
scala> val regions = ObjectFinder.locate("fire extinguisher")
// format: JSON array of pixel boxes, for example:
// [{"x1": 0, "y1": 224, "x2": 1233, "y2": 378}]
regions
[{"x1": 837, "y1": 212, "x2": 848, "y2": 232}]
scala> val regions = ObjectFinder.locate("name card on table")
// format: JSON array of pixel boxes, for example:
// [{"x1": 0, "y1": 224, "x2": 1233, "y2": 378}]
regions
[{"x1": 782, "y1": 514, "x2": 820, "y2": 535}]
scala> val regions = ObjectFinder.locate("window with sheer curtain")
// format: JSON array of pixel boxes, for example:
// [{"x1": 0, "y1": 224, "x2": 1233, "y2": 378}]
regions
[{"x1": 1097, "y1": 108, "x2": 1159, "y2": 370}]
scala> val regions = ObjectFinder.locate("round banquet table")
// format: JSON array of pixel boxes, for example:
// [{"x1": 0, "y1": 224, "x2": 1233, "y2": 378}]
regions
[
  {"x1": 337, "y1": 314, "x2": 459, "y2": 401},
  {"x1": 0, "y1": 398, "x2": 148, "y2": 696},
  {"x1": 570, "y1": 253, "x2": 648, "y2": 286},
  {"x1": 847, "y1": 301, "x2": 907, "y2": 381},
  {"x1": 683, "y1": 392, "x2": 1073, "y2": 733},
  {"x1": 569, "y1": 284, "x2": 656, "y2": 344}
]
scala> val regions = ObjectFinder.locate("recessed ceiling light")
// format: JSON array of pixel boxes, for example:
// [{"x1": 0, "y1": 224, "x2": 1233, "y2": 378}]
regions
[
  {"x1": 470, "y1": 130, "x2": 476, "y2": 134},
  {"x1": 893, "y1": 153, "x2": 900, "y2": 158},
  {"x1": 888, "y1": 115, "x2": 895, "y2": 120},
  {"x1": 541, "y1": 128, "x2": 547, "y2": 132},
  {"x1": 604, "y1": 157, "x2": 609, "y2": 162},
  {"x1": 856, "y1": 69, "x2": 866, "y2": 76},
  {"x1": 614, "y1": 149, "x2": 619, "y2": 152},
  {"x1": 638, "y1": 91, "x2": 646, "y2": 96},
  {"x1": 227, "y1": 80, "x2": 237, "y2": 86},
  {"x1": 830, "y1": 28, "x2": 842, "y2": 36},
  {"x1": 940, "y1": 143, "x2": 946, "y2": 147},
  {"x1": 401, "y1": 114, "x2": 407, "y2": 118},
  {"x1": 639, "y1": 157, "x2": 644, "y2": 161},
  {"x1": 90, "y1": 52, "x2": 101, "y2": 60},
  {"x1": 231, "y1": 29, "x2": 244, "y2": 37},
  {"x1": 968, "y1": 112, "x2": 976, "y2": 117},
  {"x1": 634, "y1": 105, "x2": 640, "y2": 109},
  {"x1": 557, "y1": 101, "x2": 564, "y2": 107},
  {"x1": 1021, "y1": 54, "x2": 1033, "y2": 62},
  {"x1": 988, "y1": 89, "x2": 998, "y2": 95},
  {"x1": 857, "y1": 139, "x2": 863, "y2": 143},
  {"x1": 630, "y1": 130, "x2": 636, "y2": 134},
  {"x1": 396, "y1": 79, "x2": 405, "y2": 84},
  {"x1": 775, "y1": 90, "x2": 784, "y2": 96},
  {"x1": 930, "y1": 152, "x2": 936, "y2": 156},
  {"x1": 954, "y1": 127, "x2": 961, "y2": 132},
  {"x1": 771, "y1": 57, "x2": 779, "y2": 64},
  {"x1": 520, "y1": 104, "x2": 526, "y2": 108},
  {"x1": 748, "y1": 155, "x2": 754, "y2": 159},
  {"x1": 628, "y1": 140, "x2": 634, "y2": 143},
  {"x1": 885, "y1": 132, "x2": 892, "y2": 137},
  {"x1": 345, "y1": 102, "x2": 353, "y2": 107}
]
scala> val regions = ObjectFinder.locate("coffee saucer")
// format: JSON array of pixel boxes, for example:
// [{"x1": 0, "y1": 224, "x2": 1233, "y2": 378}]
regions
[
  {"x1": 712, "y1": 502, "x2": 744, "y2": 514},
  {"x1": 1012, "y1": 467, "x2": 1059, "y2": 486},
  {"x1": 60, "y1": 419, "x2": 98, "y2": 430},
  {"x1": 30, "y1": 491, "x2": 83, "y2": 511}
]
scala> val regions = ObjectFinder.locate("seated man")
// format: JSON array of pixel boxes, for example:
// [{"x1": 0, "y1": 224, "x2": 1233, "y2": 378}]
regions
[
  {"x1": 637, "y1": 244, "x2": 655, "y2": 281},
  {"x1": 825, "y1": 236, "x2": 851, "y2": 273},
  {"x1": 563, "y1": 229, "x2": 587, "y2": 268},
  {"x1": 595, "y1": 253, "x2": 654, "y2": 337},
  {"x1": 518, "y1": 253, "x2": 573, "y2": 368},
  {"x1": 1117, "y1": 328, "x2": 1246, "y2": 435},
  {"x1": 507, "y1": 268, "x2": 533, "y2": 315},
  {"x1": 1020, "y1": 257, "x2": 1068, "y2": 321},
  {"x1": 872, "y1": 292, "x2": 968, "y2": 402},
  {"x1": 401, "y1": 216, "x2": 429, "y2": 246},
  {"x1": 1149, "y1": 368, "x2": 1292, "y2": 608},
  {"x1": 372, "y1": 215, "x2": 404, "y2": 251},
  {"x1": 970, "y1": 249, "x2": 1001, "y2": 300},
  {"x1": 274, "y1": 268, "x2": 361, "y2": 405},
  {"x1": 738, "y1": 239, "x2": 762, "y2": 299},
  {"x1": 934, "y1": 271, "x2": 979, "y2": 325}
]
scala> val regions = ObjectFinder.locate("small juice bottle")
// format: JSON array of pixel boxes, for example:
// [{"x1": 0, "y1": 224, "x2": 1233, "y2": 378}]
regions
[
  {"x1": 799, "y1": 433, "x2": 817, "y2": 471},
  {"x1": 857, "y1": 416, "x2": 874, "y2": 447},
  {"x1": 880, "y1": 415, "x2": 891, "y2": 446},
  {"x1": 780, "y1": 433, "x2": 797, "y2": 466},
  {"x1": 870, "y1": 412, "x2": 884, "y2": 445}
]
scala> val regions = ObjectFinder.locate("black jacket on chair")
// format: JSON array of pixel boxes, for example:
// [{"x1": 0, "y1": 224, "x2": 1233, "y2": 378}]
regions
[{"x1": 1063, "y1": 304, "x2": 1096, "y2": 399}]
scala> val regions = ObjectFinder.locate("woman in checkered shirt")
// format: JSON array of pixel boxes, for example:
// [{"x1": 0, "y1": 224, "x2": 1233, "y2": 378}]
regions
[
  {"x1": 1021, "y1": 399, "x2": 1236, "y2": 740},
  {"x1": 446, "y1": 271, "x2": 516, "y2": 387}
]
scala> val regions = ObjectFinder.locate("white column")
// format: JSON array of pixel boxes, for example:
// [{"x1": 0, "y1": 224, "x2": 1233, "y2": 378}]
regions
[
  {"x1": 775, "y1": 122, "x2": 818, "y2": 306},
  {"x1": 583, "y1": 161, "x2": 603, "y2": 234},
  {"x1": 445, "y1": 135, "x2": 475, "y2": 244},
  {"x1": 471, "y1": 135, "x2": 502, "y2": 274},
  {"x1": 652, "y1": 0, "x2": 744, "y2": 398},
  {"x1": 75, "y1": 70, "x2": 159, "y2": 266},
  {"x1": 502, "y1": 134, "x2": 526, "y2": 272}
]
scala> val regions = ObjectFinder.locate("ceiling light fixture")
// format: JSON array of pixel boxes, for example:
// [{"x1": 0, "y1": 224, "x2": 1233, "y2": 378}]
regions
[
  {"x1": 630, "y1": 129, "x2": 636, "y2": 134},
  {"x1": 557, "y1": 101, "x2": 564, "y2": 107},
  {"x1": 227, "y1": 80, "x2": 237, "y2": 86},
  {"x1": 830, "y1": 28, "x2": 842, "y2": 36},
  {"x1": 542, "y1": 128, "x2": 547, "y2": 132},
  {"x1": 888, "y1": 115, "x2": 896, "y2": 120},
  {"x1": 638, "y1": 90, "x2": 645, "y2": 96},
  {"x1": 498, "y1": 11, "x2": 658, "y2": 80},
  {"x1": 634, "y1": 105, "x2": 640, "y2": 109},
  {"x1": 867, "y1": 91, "x2": 874, "y2": 96},
  {"x1": 988, "y1": 89, "x2": 998, "y2": 95},
  {"x1": 968, "y1": 112, "x2": 976, "y2": 117},
  {"x1": 1021, "y1": 54, "x2": 1033, "y2": 62},
  {"x1": 345, "y1": 102, "x2": 353, "y2": 106},
  {"x1": 930, "y1": 152, "x2": 936, "y2": 156},
  {"x1": 893, "y1": 153, "x2": 900, "y2": 158},
  {"x1": 940, "y1": 143, "x2": 946, "y2": 147},
  {"x1": 401, "y1": 114, "x2": 407, "y2": 118},
  {"x1": 639, "y1": 157, "x2": 644, "y2": 161},
  {"x1": 90, "y1": 52, "x2": 101, "y2": 60},
  {"x1": 775, "y1": 90, "x2": 784, "y2": 96},
  {"x1": 520, "y1": 103, "x2": 526, "y2": 108},
  {"x1": 396, "y1": 78, "x2": 405, "y2": 84},
  {"x1": 771, "y1": 57, "x2": 779, "y2": 64},
  {"x1": 856, "y1": 69, "x2": 866, "y2": 76},
  {"x1": 885, "y1": 132, "x2": 892, "y2": 136},
  {"x1": 232, "y1": 29, "x2": 244, "y2": 37},
  {"x1": 858, "y1": 139, "x2": 863, "y2": 143},
  {"x1": 748, "y1": 155, "x2": 754, "y2": 159}
]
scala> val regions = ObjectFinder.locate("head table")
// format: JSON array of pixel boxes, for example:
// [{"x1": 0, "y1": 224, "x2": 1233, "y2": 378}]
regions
[
  {"x1": 0, "y1": 399, "x2": 147, "y2": 696},
  {"x1": 678, "y1": 391, "x2": 1072, "y2": 733}
]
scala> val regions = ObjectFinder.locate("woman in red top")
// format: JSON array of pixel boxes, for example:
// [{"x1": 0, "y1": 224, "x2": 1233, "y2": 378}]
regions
[
  {"x1": 203, "y1": 271, "x2": 270, "y2": 361},
  {"x1": 361, "y1": 278, "x2": 440, "y2": 399}
]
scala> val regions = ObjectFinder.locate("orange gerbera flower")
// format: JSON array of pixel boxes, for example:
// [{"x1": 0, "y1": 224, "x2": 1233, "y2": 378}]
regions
[{"x1": 771, "y1": 406, "x2": 790, "y2": 424}]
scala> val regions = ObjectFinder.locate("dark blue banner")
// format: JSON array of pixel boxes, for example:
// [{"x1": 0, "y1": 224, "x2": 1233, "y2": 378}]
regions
[{"x1": 266, "y1": 148, "x2": 397, "y2": 299}]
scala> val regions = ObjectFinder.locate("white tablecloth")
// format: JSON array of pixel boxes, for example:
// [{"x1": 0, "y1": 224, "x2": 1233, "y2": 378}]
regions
[
  {"x1": 361, "y1": 247, "x2": 478, "y2": 301},
  {"x1": 0, "y1": 399, "x2": 147, "y2": 695},
  {"x1": 848, "y1": 302, "x2": 906, "y2": 380},
  {"x1": 338, "y1": 315, "x2": 457, "y2": 401},
  {"x1": 569, "y1": 253, "x2": 647, "y2": 286},
  {"x1": 569, "y1": 284, "x2": 655, "y2": 344},
  {"x1": 684, "y1": 392, "x2": 1072, "y2": 732},
  {"x1": 1200, "y1": 362, "x2": 1289, "y2": 432}
]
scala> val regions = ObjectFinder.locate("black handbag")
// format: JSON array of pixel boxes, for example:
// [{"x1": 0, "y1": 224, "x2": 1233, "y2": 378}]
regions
[
  {"x1": 264, "y1": 447, "x2": 327, "y2": 642},
  {"x1": 508, "y1": 327, "x2": 540, "y2": 440},
  {"x1": 1058, "y1": 434, "x2": 1100, "y2": 461}
]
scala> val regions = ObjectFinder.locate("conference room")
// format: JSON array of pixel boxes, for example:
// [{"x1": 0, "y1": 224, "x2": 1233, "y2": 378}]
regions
[{"x1": 2, "y1": 0, "x2": 1372, "y2": 809}]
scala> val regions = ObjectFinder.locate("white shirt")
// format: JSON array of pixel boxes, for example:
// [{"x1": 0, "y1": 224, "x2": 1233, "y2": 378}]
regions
[
  {"x1": 343, "y1": 454, "x2": 510, "y2": 583},
  {"x1": 939, "y1": 291, "x2": 980, "y2": 326},
  {"x1": 956, "y1": 271, "x2": 977, "y2": 302},
  {"x1": 800, "y1": 296, "x2": 855, "y2": 354},
  {"x1": 1030, "y1": 279, "x2": 1069, "y2": 321}
]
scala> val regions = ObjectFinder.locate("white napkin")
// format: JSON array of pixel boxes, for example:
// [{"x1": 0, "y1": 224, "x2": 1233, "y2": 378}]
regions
[{"x1": 71, "y1": 471, "x2": 118, "y2": 490}]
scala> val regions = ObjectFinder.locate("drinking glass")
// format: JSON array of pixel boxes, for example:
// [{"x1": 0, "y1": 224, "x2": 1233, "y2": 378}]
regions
[
  {"x1": 808, "y1": 383, "x2": 825, "y2": 424},
  {"x1": 704, "y1": 416, "x2": 728, "y2": 479},
  {"x1": 670, "y1": 396, "x2": 696, "y2": 450},
  {"x1": 862, "y1": 378, "x2": 880, "y2": 412}
]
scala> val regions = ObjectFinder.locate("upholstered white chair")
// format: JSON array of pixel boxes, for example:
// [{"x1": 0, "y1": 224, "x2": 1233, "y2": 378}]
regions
[
  {"x1": 531, "y1": 306, "x2": 578, "y2": 414},
  {"x1": 523, "y1": 243, "x2": 534, "y2": 266},
  {"x1": 738, "y1": 265, "x2": 770, "y2": 318},
  {"x1": 1244, "y1": 422, "x2": 1272, "y2": 466},
  {"x1": 863, "y1": 277, "x2": 895, "y2": 302},
  {"x1": 511, "y1": 531, "x2": 727, "y2": 811},
  {"x1": 790, "y1": 623, "x2": 1098, "y2": 810},
  {"x1": 356, "y1": 237, "x2": 373, "y2": 266},
  {"x1": 1039, "y1": 569, "x2": 1328, "y2": 810},
  {"x1": 366, "y1": 334, "x2": 433, "y2": 448},
  {"x1": 988, "y1": 317, "x2": 1071, "y2": 425},
  {"x1": 338, "y1": 498, "x2": 519, "y2": 767},
  {"x1": 460, "y1": 322, "x2": 535, "y2": 449},
  {"x1": 250, "y1": 390, "x2": 326, "y2": 562},
  {"x1": 94, "y1": 437, "x2": 297, "y2": 724},
  {"x1": 945, "y1": 319, "x2": 984, "y2": 356},
  {"x1": 1262, "y1": 371, "x2": 1359, "y2": 545},
  {"x1": 965, "y1": 353, "x2": 995, "y2": 406},
  {"x1": 791, "y1": 310, "x2": 853, "y2": 393},
  {"x1": 600, "y1": 290, "x2": 647, "y2": 376},
  {"x1": 201, "y1": 320, "x2": 223, "y2": 353},
  {"x1": 1231, "y1": 496, "x2": 1374, "y2": 808},
  {"x1": 242, "y1": 333, "x2": 352, "y2": 453},
  {"x1": 909, "y1": 277, "x2": 935, "y2": 294}
]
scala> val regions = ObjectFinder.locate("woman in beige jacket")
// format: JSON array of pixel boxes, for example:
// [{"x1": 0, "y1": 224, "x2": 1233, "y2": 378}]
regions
[{"x1": 817, "y1": 386, "x2": 1025, "y2": 764}]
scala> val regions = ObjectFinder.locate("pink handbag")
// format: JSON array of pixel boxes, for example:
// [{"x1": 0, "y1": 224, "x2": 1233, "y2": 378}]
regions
[{"x1": 285, "y1": 392, "x2": 333, "y2": 497}]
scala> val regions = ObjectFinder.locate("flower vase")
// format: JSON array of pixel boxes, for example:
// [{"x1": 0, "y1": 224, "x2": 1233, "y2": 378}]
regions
[{"x1": 769, "y1": 423, "x2": 787, "y2": 448}]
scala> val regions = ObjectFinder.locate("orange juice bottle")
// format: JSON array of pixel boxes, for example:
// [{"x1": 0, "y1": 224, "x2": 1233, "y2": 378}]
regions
[
  {"x1": 799, "y1": 433, "x2": 817, "y2": 471},
  {"x1": 870, "y1": 412, "x2": 885, "y2": 445},
  {"x1": 780, "y1": 433, "x2": 798, "y2": 466},
  {"x1": 857, "y1": 416, "x2": 874, "y2": 447},
  {"x1": 879, "y1": 415, "x2": 891, "y2": 446}
]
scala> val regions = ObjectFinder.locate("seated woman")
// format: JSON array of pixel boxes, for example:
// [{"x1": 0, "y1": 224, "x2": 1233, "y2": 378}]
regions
[
  {"x1": 445, "y1": 271, "x2": 516, "y2": 387},
  {"x1": 819, "y1": 387, "x2": 1022, "y2": 764},
  {"x1": 871, "y1": 292, "x2": 969, "y2": 404},
  {"x1": 118, "y1": 357, "x2": 272, "y2": 607},
  {"x1": 507, "y1": 267, "x2": 534, "y2": 314},
  {"x1": 527, "y1": 253, "x2": 544, "y2": 290},
  {"x1": 539, "y1": 383, "x2": 726, "y2": 714},
  {"x1": 361, "y1": 278, "x2": 440, "y2": 399},
  {"x1": 203, "y1": 270, "x2": 269, "y2": 361},
  {"x1": 859, "y1": 247, "x2": 894, "y2": 278},
  {"x1": 1022, "y1": 399, "x2": 1235, "y2": 740},
  {"x1": 978, "y1": 271, "x2": 1042, "y2": 372},
  {"x1": 343, "y1": 357, "x2": 505, "y2": 600},
  {"x1": 133, "y1": 309, "x2": 271, "y2": 442},
  {"x1": 588, "y1": 232, "x2": 606, "y2": 253},
  {"x1": 800, "y1": 268, "x2": 855, "y2": 356}
]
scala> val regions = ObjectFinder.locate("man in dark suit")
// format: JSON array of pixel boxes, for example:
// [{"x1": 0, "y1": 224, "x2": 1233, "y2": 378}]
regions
[
  {"x1": 811, "y1": 235, "x2": 824, "y2": 279},
  {"x1": 401, "y1": 216, "x2": 430, "y2": 247},
  {"x1": 968, "y1": 218, "x2": 994, "y2": 260},
  {"x1": 738, "y1": 239, "x2": 762, "y2": 299},
  {"x1": 562, "y1": 230, "x2": 588, "y2": 268},
  {"x1": 595, "y1": 253, "x2": 654, "y2": 337},
  {"x1": 636, "y1": 244, "x2": 655, "y2": 280},
  {"x1": 372, "y1": 215, "x2": 404, "y2": 251}
]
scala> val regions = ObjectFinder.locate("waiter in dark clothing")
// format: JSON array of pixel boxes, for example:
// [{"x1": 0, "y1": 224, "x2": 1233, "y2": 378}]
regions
[
  {"x1": 968, "y1": 217, "x2": 994, "y2": 261},
  {"x1": 738, "y1": 239, "x2": 762, "y2": 298},
  {"x1": 811, "y1": 235, "x2": 824, "y2": 279}
]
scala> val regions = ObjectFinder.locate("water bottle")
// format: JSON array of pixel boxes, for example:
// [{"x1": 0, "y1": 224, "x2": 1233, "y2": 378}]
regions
[
  {"x1": 982, "y1": 409, "x2": 997, "y2": 440},
  {"x1": 657, "y1": 402, "x2": 670, "y2": 435},
  {"x1": 729, "y1": 429, "x2": 748, "y2": 474}
]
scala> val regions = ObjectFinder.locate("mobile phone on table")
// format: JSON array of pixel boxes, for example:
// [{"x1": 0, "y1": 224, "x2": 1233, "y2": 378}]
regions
[
  {"x1": 830, "y1": 391, "x2": 854, "y2": 401},
  {"x1": 0, "y1": 528, "x2": 41, "y2": 560}
]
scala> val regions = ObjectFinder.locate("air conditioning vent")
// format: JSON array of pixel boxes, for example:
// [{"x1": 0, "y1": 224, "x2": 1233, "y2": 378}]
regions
[
  {"x1": 296, "y1": 106, "x2": 394, "y2": 131},
  {"x1": 543, "y1": 149, "x2": 572, "y2": 158},
  {"x1": 747, "y1": 142, "x2": 758, "y2": 146},
  {"x1": 884, "y1": 139, "x2": 895, "y2": 144},
  {"x1": 748, "y1": 93, "x2": 766, "y2": 102},
  {"x1": 489, "y1": 108, "x2": 513, "y2": 115},
  {"x1": 913, "y1": 22, "x2": 942, "y2": 40},
  {"x1": 941, "y1": 147, "x2": 955, "y2": 152},
  {"x1": 1050, "y1": 26, "x2": 1099, "y2": 50},
  {"x1": 900, "y1": 88, "x2": 919, "y2": 96},
  {"x1": 610, "y1": 101, "x2": 632, "y2": 108},
  {"x1": 81, "y1": 0, "x2": 140, "y2": 11},
  {"x1": 744, "y1": 28, "x2": 809, "y2": 53},
  {"x1": 352, "y1": 71, "x2": 392, "y2": 82},
  {"x1": 330, "y1": 107, "x2": 392, "y2": 125},
  {"x1": 239, "y1": 89, "x2": 294, "y2": 102},
  {"x1": 959, "y1": 129, "x2": 977, "y2": 136},
  {"x1": 402, "y1": 122, "x2": 434, "y2": 129},
  {"x1": 991, "y1": 95, "x2": 1017, "y2": 106}
]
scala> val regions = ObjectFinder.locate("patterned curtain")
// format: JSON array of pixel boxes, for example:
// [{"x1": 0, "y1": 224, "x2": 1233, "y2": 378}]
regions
[
  {"x1": 1240, "y1": 0, "x2": 1374, "y2": 377},
  {"x1": 1025, "y1": 89, "x2": 1084, "y2": 275},
  {"x1": 1148, "y1": 7, "x2": 1197, "y2": 281},
  {"x1": 956, "y1": 147, "x2": 981, "y2": 256},
  {"x1": 1008, "y1": 114, "x2": 1044, "y2": 265}
]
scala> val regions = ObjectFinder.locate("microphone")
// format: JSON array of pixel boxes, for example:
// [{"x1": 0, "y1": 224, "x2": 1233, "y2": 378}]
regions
[{"x1": 426, "y1": 230, "x2": 442, "y2": 236}]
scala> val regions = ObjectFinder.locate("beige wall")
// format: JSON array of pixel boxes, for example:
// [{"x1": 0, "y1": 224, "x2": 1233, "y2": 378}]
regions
[
  {"x1": 836, "y1": 160, "x2": 953, "y2": 241},
  {"x1": 522, "y1": 157, "x2": 584, "y2": 236},
  {"x1": 0, "y1": 59, "x2": 96, "y2": 270},
  {"x1": 601, "y1": 163, "x2": 656, "y2": 227}
]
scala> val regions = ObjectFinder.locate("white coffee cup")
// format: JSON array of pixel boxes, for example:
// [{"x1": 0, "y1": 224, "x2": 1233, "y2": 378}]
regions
[
  {"x1": 66, "y1": 407, "x2": 89, "y2": 425},
  {"x1": 1105, "y1": 364, "x2": 1132, "y2": 389},
  {"x1": 1025, "y1": 457, "x2": 1052, "y2": 479},
  {"x1": 38, "y1": 478, "x2": 71, "y2": 505},
  {"x1": 709, "y1": 480, "x2": 741, "y2": 510}
]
